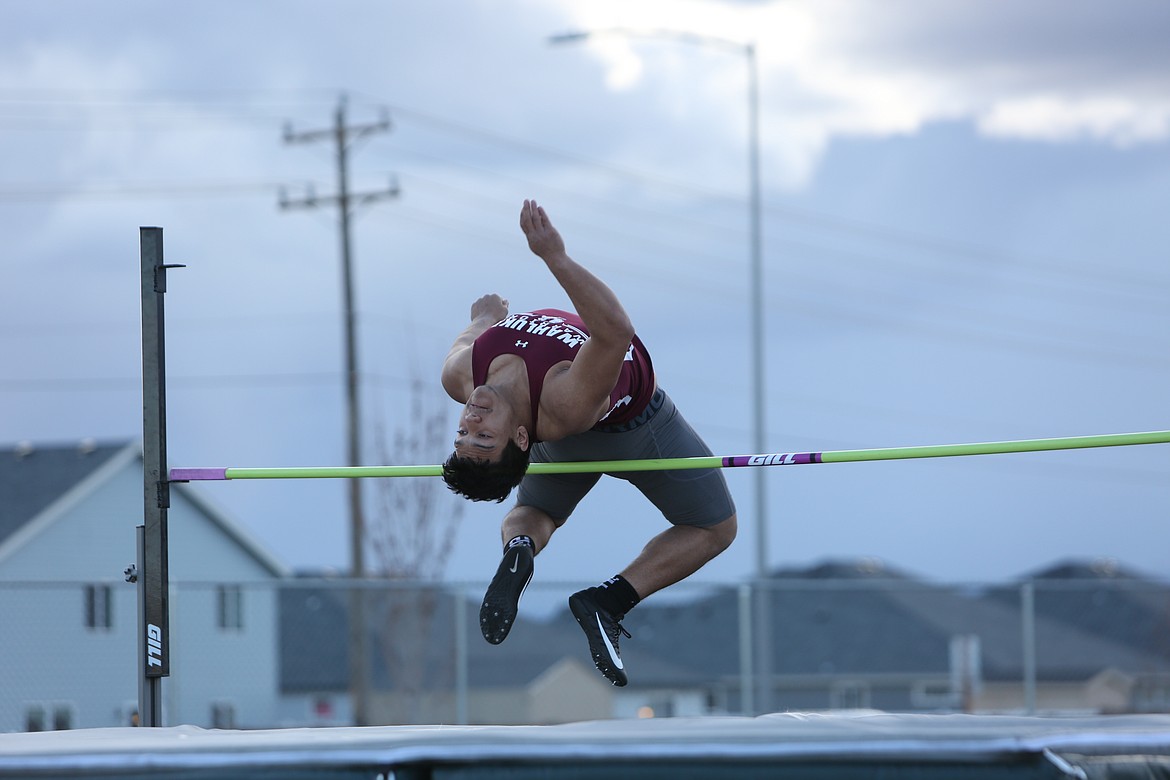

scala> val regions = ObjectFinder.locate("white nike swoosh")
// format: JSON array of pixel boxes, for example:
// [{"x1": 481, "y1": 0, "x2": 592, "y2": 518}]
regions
[
  {"x1": 509, "y1": 554, "x2": 519, "y2": 574},
  {"x1": 596, "y1": 613, "x2": 624, "y2": 670}
]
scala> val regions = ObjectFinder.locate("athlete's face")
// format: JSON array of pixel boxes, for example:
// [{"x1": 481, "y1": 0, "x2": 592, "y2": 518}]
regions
[{"x1": 453, "y1": 386, "x2": 514, "y2": 463}]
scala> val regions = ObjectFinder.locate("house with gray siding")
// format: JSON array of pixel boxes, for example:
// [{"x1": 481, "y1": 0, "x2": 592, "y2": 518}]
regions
[{"x1": 0, "y1": 440, "x2": 288, "y2": 731}]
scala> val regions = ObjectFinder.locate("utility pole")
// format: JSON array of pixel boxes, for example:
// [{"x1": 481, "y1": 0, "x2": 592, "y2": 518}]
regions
[{"x1": 281, "y1": 94, "x2": 399, "y2": 726}]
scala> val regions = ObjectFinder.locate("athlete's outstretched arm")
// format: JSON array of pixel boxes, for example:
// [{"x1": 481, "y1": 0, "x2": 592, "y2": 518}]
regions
[
  {"x1": 519, "y1": 199, "x2": 633, "y2": 351},
  {"x1": 519, "y1": 199, "x2": 634, "y2": 432}
]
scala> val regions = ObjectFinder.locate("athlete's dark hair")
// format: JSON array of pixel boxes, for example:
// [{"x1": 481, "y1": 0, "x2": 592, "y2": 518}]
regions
[{"x1": 441, "y1": 438, "x2": 532, "y2": 502}]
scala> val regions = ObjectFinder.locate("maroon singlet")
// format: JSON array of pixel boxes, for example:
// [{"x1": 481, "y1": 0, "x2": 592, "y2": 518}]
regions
[{"x1": 470, "y1": 309, "x2": 655, "y2": 442}]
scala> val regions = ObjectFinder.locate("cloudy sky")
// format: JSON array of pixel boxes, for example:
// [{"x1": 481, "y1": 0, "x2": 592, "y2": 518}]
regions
[{"x1": 3, "y1": 0, "x2": 1169, "y2": 602}]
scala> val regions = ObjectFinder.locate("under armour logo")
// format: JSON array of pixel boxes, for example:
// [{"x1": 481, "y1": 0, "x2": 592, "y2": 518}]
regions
[{"x1": 515, "y1": 340, "x2": 529, "y2": 348}]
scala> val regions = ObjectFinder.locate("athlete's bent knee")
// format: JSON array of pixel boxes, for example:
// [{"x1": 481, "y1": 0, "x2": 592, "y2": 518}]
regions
[{"x1": 708, "y1": 513, "x2": 737, "y2": 553}]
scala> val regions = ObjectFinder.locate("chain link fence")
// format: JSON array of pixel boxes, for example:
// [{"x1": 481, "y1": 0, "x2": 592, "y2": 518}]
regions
[{"x1": 2, "y1": 575, "x2": 1168, "y2": 731}]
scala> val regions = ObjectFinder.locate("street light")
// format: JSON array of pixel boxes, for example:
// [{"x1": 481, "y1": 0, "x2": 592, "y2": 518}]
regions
[{"x1": 550, "y1": 27, "x2": 769, "y2": 712}]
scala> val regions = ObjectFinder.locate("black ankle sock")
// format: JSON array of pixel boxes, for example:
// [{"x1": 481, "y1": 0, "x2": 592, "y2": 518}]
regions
[
  {"x1": 504, "y1": 535, "x2": 535, "y2": 554},
  {"x1": 590, "y1": 574, "x2": 640, "y2": 617}
]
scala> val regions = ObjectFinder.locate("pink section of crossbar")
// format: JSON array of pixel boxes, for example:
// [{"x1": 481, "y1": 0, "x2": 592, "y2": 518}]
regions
[{"x1": 169, "y1": 467, "x2": 228, "y2": 481}]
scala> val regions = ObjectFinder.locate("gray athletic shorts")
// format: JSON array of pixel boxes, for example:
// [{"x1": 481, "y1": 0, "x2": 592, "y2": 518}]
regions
[{"x1": 516, "y1": 388, "x2": 736, "y2": 527}]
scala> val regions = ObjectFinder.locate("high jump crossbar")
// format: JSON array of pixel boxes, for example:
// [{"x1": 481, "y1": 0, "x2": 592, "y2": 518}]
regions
[{"x1": 170, "y1": 429, "x2": 1170, "y2": 481}]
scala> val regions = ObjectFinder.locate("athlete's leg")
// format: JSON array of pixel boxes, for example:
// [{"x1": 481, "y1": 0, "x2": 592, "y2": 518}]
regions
[
  {"x1": 567, "y1": 512, "x2": 736, "y2": 684},
  {"x1": 619, "y1": 512, "x2": 737, "y2": 599},
  {"x1": 499, "y1": 503, "x2": 562, "y2": 553},
  {"x1": 480, "y1": 506, "x2": 549, "y2": 645},
  {"x1": 480, "y1": 482, "x2": 584, "y2": 644},
  {"x1": 610, "y1": 393, "x2": 737, "y2": 597}
]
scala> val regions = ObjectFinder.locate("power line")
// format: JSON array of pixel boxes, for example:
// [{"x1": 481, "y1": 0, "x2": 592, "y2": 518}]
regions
[
  {"x1": 374, "y1": 175, "x2": 1168, "y2": 355},
  {"x1": 1, "y1": 94, "x2": 1164, "y2": 382},
  {"x1": 0, "y1": 87, "x2": 341, "y2": 114},
  {"x1": 0, "y1": 370, "x2": 436, "y2": 392},
  {"x1": 2, "y1": 90, "x2": 1166, "y2": 299},
  {"x1": 0, "y1": 180, "x2": 286, "y2": 201},
  {"x1": 361, "y1": 100, "x2": 1170, "y2": 295}
]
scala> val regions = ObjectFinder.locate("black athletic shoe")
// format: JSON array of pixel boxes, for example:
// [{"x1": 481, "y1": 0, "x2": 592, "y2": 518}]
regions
[
  {"x1": 479, "y1": 545, "x2": 533, "y2": 644},
  {"x1": 568, "y1": 589, "x2": 632, "y2": 687}
]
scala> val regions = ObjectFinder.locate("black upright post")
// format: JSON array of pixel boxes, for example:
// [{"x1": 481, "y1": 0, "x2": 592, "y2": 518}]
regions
[{"x1": 139, "y1": 227, "x2": 179, "y2": 726}]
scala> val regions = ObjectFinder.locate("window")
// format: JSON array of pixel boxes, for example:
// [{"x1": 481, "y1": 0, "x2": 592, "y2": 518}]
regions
[
  {"x1": 217, "y1": 585, "x2": 243, "y2": 630},
  {"x1": 84, "y1": 585, "x2": 112, "y2": 630},
  {"x1": 25, "y1": 703, "x2": 75, "y2": 731},
  {"x1": 25, "y1": 705, "x2": 45, "y2": 732},
  {"x1": 211, "y1": 701, "x2": 236, "y2": 729},
  {"x1": 911, "y1": 680, "x2": 960, "y2": 709},
  {"x1": 830, "y1": 681, "x2": 872, "y2": 710},
  {"x1": 52, "y1": 704, "x2": 74, "y2": 730},
  {"x1": 1133, "y1": 677, "x2": 1170, "y2": 712}
]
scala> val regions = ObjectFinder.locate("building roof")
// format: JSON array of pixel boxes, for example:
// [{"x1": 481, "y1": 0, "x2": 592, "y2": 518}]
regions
[
  {"x1": 279, "y1": 581, "x2": 683, "y2": 694},
  {"x1": 0, "y1": 438, "x2": 287, "y2": 578},
  {"x1": 0, "y1": 439, "x2": 130, "y2": 548},
  {"x1": 280, "y1": 558, "x2": 1170, "y2": 697},
  {"x1": 985, "y1": 558, "x2": 1170, "y2": 666},
  {"x1": 627, "y1": 558, "x2": 1170, "y2": 685}
]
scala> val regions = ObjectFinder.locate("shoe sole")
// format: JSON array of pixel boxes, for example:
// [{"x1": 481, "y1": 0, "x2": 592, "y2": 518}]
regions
[
  {"x1": 479, "y1": 550, "x2": 532, "y2": 645},
  {"x1": 568, "y1": 593, "x2": 628, "y2": 687}
]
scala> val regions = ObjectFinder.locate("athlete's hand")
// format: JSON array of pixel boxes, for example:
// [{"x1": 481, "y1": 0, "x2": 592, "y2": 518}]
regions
[
  {"x1": 471, "y1": 293, "x2": 508, "y2": 323},
  {"x1": 520, "y1": 199, "x2": 566, "y2": 260}
]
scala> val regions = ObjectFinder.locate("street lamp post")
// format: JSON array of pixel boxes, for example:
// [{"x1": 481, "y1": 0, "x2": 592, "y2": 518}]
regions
[{"x1": 550, "y1": 28, "x2": 770, "y2": 713}]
